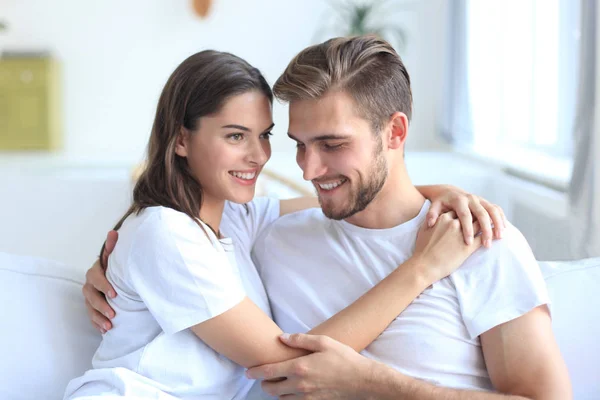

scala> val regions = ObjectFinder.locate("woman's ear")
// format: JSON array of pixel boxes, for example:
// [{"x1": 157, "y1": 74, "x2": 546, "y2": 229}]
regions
[
  {"x1": 175, "y1": 128, "x2": 190, "y2": 158},
  {"x1": 387, "y1": 112, "x2": 409, "y2": 150}
]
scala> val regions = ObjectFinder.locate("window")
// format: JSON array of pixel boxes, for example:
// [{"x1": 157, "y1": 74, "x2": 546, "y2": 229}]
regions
[{"x1": 466, "y1": 0, "x2": 580, "y2": 160}]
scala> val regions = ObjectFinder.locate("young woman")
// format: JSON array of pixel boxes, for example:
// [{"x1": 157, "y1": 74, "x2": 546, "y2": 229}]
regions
[{"x1": 67, "y1": 50, "x2": 503, "y2": 399}]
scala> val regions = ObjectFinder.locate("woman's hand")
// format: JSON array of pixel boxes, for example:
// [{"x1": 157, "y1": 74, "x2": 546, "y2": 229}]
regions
[
  {"x1": 420, "y1": 185, "x2": 506, "y2": 248},
  {"x1": 413, "y1": 211, "x2": 483, "y2": 284}
]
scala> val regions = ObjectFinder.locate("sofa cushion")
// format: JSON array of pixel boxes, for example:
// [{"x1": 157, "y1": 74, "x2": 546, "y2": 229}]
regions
[
  {"x1": 540, "y1": 257, "x2": 600, "y2": 400},
  {"x1": 1, "y1": 251, "x2": 598, "y2": 399},
  {"x1": 0, "y1": 252, "x2": 101, "y2": 400}
]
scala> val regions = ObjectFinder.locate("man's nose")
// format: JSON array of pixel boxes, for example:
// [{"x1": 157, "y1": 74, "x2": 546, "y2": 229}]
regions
[{"x1": 300, "y1": 148, "x2": 327, "y2": 181}]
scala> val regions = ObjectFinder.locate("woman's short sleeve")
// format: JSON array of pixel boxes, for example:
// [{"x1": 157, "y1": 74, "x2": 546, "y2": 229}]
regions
[{"x1": 127, "y1": 208, "x2": 246, "y2": 334}]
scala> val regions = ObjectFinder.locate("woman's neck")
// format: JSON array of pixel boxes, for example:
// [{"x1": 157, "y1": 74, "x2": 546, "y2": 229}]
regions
[{"x1": 199, "y1": 196, "x2": 225, "y2": 238}]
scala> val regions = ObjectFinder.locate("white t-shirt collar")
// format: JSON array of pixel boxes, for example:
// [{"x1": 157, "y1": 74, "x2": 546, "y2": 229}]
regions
[{"x1": 335, "y1": 200, "x2": 431, "y2": 238}]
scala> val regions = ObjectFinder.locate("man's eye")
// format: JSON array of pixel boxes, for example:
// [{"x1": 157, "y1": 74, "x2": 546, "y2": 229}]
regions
[
  {"x1": 296, "y1": 142, "x2": 305, "y2": 149},
  {"x1": 323, "y1": 143, "x2": 343, "y2": 151}
]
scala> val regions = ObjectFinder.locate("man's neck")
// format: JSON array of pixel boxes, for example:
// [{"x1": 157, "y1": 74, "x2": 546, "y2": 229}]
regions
[{"x1": 344, "y1": 165, "x2": 425, "y2": 230}]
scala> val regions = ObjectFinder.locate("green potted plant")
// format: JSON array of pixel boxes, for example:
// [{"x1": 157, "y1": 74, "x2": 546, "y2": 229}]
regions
[{"x1": 314, "y1": 0, "x2": 410, "y2": 52}]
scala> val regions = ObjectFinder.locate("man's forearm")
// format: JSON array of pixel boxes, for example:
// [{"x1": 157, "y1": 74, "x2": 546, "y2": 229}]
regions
[{"x1": 364, "y1": 361, "x2": 531, "y2": 400}]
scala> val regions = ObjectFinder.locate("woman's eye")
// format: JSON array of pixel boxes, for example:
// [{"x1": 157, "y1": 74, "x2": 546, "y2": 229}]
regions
[
  {"x1": 260, "y1": 131, "x2": 273, "y2": 140},
  {"x1": 228, "y1": 133, "x2": 244, "y2": 141}
]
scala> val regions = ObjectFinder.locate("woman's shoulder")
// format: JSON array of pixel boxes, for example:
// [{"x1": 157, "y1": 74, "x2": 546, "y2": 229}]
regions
[
  {"x1": 111, "y1": 206, "x2": 224, "y2": 283},
  {"x1": 223, "y1": 197, "x2": 278, "y2": 217},
  {"x1": 123, "y1": 206, "x2": 216, "y2": 249}
]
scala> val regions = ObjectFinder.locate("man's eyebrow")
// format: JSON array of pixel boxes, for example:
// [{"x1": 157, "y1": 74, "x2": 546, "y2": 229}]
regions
[
  {"x1": 287, "y1": 132, "x2": 301, "y2": 142},
  {"x1": 287, "y1": 133, "x2": 351, "y2": 143},
  {"x1": 221, "y1": 123, "x2": 275, "y2": 133}
]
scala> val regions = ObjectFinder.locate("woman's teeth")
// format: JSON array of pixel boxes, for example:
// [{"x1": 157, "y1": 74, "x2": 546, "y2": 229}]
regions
[
  {"x1": 230, "y1": 171, "x2": 256, "y2": 180},
  {"x1": 318, "y1": 179, "x2": 346, "y2": 190}
]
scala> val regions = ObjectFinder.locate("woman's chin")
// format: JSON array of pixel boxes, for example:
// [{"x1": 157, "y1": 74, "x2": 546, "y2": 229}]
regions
[{"x1": 227, "y1": 188, "x2": 256, "y2": 204}]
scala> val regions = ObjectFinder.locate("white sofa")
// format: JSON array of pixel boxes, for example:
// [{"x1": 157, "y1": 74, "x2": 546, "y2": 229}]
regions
[{"x1": 0, "y1": 252, "x2": 598, "y2": 400}]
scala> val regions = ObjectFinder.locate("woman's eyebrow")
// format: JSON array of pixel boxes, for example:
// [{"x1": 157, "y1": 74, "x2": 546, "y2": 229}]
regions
[
  {"x1": 221, "y1": 124, "x2": 250, "y2": 131},
  {"x1": 221, "y1": 123, "x2": 275, "y2": 132}
]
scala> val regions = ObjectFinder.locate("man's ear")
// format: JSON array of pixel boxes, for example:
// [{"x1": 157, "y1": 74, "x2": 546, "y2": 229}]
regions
[
  {"x1": 387, "y1": 112, "x2": 409, "y2": 150},
  {"x1": 175, "y1": 128, "x2": 190, "y2": 158}
]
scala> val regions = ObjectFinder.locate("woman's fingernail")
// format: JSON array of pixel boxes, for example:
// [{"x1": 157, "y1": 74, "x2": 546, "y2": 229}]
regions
[
  {"x1": 103, "y1": 323, "x2": 110, "y2": 330},
  {"x1": 280, "y1": 333, "x2": 290, "y2": 340},
  {"x1": 109, "y1": 290, "x2": 116, "y2": 298}
]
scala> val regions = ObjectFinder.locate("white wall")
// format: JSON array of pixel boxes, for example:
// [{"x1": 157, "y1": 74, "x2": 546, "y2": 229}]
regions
[
  {"x1": 1, "y1": 0, "x2": 448, "y2": 165},
  {"x1": 0, "y1": 151, "x2": 572, "y2": 272},
  {"x1": 3, "y1": 1, "x2": 579, "y2": 263}
]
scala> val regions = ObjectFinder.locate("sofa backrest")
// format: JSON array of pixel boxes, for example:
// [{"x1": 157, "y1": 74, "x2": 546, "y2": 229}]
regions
[
  {"x1": 540, "y1": 257, "x2": 600, "y2": 400},
  {"x1": 0, "y1": 252, "x2": 101, "y2": 400}
]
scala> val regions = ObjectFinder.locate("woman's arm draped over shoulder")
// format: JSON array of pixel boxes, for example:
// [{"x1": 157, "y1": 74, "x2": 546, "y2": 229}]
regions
[{"x1": 192, "y1": 213, "x2": 483, "y2": 368}]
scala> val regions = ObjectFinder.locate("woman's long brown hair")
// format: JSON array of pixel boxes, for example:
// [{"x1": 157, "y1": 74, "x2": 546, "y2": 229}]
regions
[{"x1": 99, "y1": 50, "x2": 272, "y2": 266}]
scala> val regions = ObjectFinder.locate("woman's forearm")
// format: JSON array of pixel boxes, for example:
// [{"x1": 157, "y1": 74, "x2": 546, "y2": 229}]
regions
[
  {"x1": 308, "y1": 256, "x2": 431, "y2": 352},
  {"x1": 279, "y1": 197, "x2": 319, "y2": 217},
  {"x1": 415, "y1": 184, "x2": 456, "y2": 201},
  {"x1": 193, "y1": 256, "x2": 431, "y2": 369}
]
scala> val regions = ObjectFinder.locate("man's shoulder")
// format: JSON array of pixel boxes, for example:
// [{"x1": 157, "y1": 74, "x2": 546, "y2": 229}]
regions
[
  {"x1": 456, "y1": 222, "x2": 540, "y2": 278},
  {"x1": 252, "y1": 208, "x2": 331, "y2": 271},
  {"x1": 273, "y1": 207, "x2": 328, "y2": 229},
  {"x1": 257, "y1": 207, "x2": 329, "y2": 244},
  {"x1": 451, "y1": 222, "x2": 548, "y2": 340}
]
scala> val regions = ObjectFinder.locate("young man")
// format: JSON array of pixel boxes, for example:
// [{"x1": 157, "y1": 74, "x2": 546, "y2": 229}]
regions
[{"x1": 243, "y1": 35, "x2": 571, "y2": 399}]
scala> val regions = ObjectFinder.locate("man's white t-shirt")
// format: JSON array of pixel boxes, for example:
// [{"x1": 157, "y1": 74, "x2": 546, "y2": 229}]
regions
[
  {"x1": 252, "y1": 200, "x2": 550, "y2": 390},
  {"x1": 64, "y1": 198, "x2": 279, "y2": 400}
]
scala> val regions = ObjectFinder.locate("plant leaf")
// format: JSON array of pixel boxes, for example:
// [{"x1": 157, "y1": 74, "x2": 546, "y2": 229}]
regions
[{"x1": 315, "y1": 0, "x2": 409, "y2": 51}]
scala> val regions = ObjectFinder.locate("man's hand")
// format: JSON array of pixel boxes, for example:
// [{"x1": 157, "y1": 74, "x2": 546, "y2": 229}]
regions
[
  {"x1": 83, "y1": 230, "x2": 119, "y2": 333},
  {"x1": 246, "y1": 333, "x2": 377, "y2": 399},
  {"x1": 425, "y1": 186, "x2": 506, "y2": 248},
  {"x1": 246, "y1": 332, "x2": 548, "y2": 400}
]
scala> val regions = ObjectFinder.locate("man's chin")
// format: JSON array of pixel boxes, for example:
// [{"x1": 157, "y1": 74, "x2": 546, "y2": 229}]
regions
[{"x1": 320, "y1": 202, "x2": 354, "y2": 221}]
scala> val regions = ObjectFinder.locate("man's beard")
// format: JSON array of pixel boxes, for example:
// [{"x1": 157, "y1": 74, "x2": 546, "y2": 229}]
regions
[{"x1": 319, "y1": 140, "x2": 388, "y2": 220}]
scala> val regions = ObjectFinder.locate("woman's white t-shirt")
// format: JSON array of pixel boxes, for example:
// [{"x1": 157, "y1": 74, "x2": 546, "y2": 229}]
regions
[{"x1": 64, "y1": 198, "x2": 279, "y2": 400}]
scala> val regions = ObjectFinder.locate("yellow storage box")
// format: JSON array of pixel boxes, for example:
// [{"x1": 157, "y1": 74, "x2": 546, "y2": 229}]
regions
[{"x1": 0, "y1": 57, "x2": 61, "y2": 150}]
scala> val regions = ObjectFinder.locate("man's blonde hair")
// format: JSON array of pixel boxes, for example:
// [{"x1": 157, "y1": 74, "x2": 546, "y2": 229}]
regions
[{"x1": 274, "y1": 35, "x2": 413, "y2": 134}]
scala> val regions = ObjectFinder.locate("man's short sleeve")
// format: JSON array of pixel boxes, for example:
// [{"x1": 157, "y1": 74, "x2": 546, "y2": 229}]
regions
[
  {"x1": 127, "y1": 209, "x2": 246, "y2": 334},
  {"x1": 451, "y1": 223, "x2": 550, "y2": 339},
  {"x1": 223, "y1": 197, "x2": 280, "y2": 249}
]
